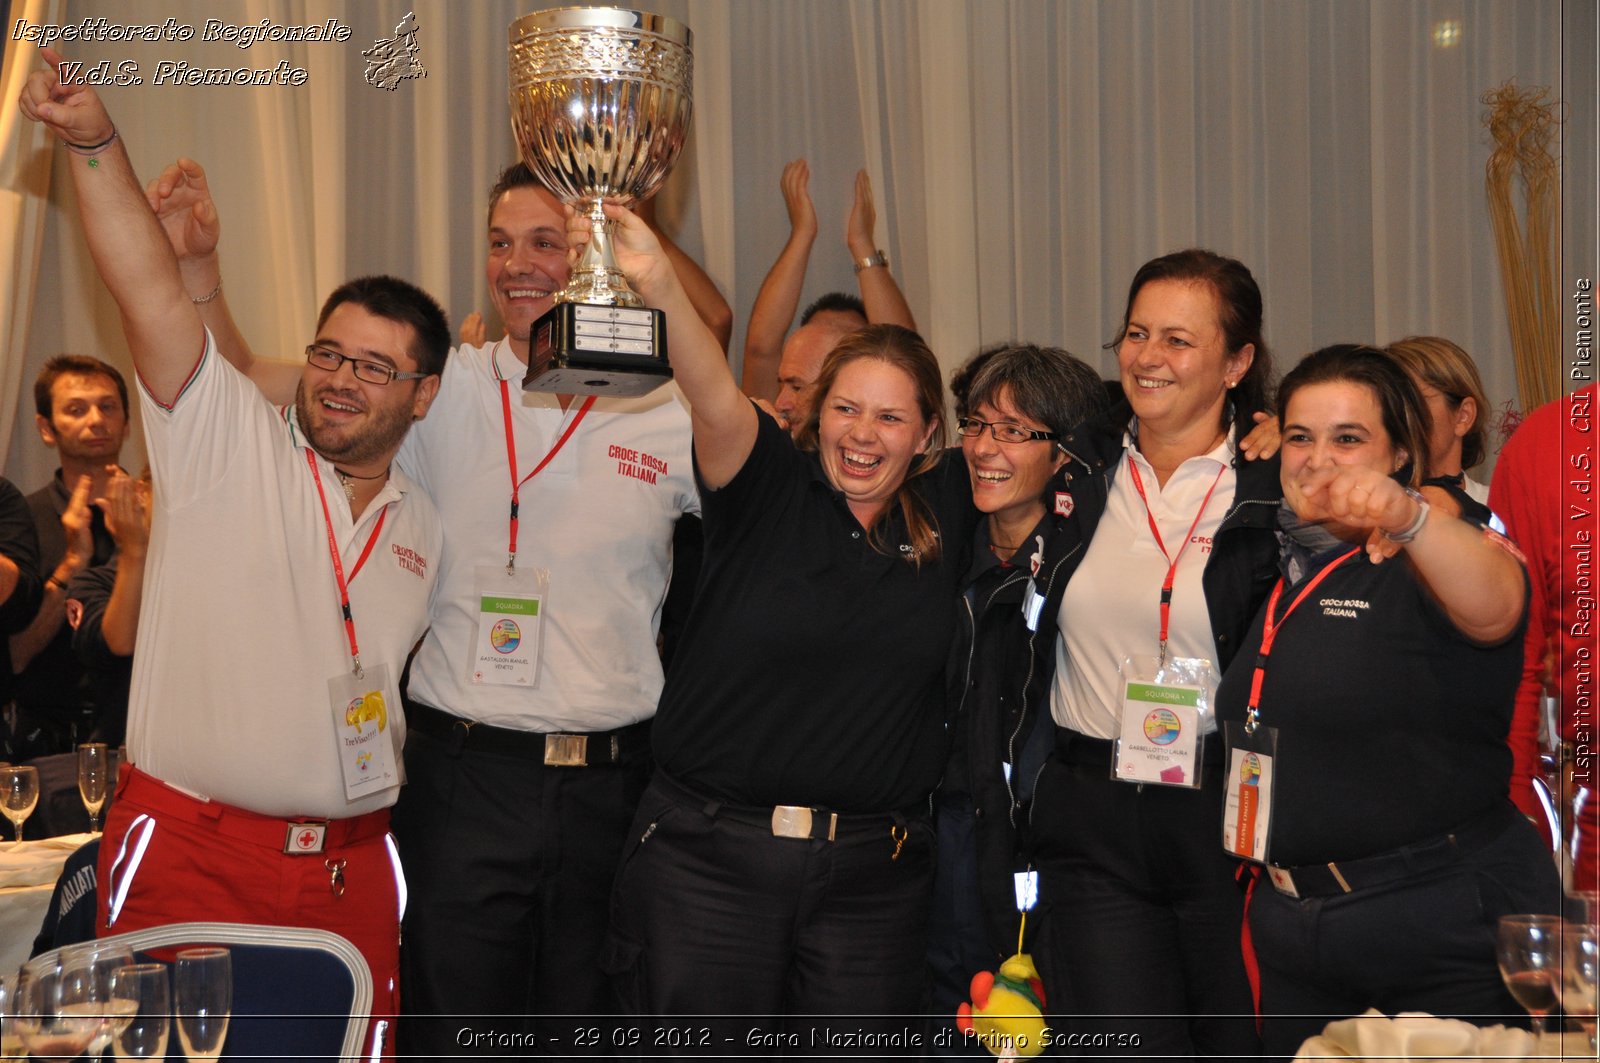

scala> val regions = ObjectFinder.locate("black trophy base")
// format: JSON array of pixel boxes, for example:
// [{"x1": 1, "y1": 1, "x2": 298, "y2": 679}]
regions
[{"x1": 522, "y1": 302, "x2": 672, "y2": 397}]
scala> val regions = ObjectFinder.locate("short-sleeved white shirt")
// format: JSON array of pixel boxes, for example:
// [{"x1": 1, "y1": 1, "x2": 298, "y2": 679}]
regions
[
  {"x1": 398, "y1": 339, "x2": 699, "y2": 732},
  {"x1": 1051, "y1": 429, "x2": 1237, "y2": 739},
  {"x1": 129, "y1": 333, "x2": 441, "y2": 818}
]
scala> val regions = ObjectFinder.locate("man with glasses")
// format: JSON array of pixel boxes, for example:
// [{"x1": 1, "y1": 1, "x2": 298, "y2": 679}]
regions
[
  {"x1": 20, "y1": 55, "x2": 447, "y2": 1059},
  {"x1": 148, "y1": 156, "x2": 699, "y2": 1048}
]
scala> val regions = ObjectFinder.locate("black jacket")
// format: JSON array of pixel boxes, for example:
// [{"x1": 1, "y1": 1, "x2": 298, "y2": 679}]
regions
[{"x1": 947, "y1": 402, "x2": 1282, "y2": 959}]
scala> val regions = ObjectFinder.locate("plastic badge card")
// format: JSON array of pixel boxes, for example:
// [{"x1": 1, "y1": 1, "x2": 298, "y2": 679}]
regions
[
  {"x1": 1112, "y1": 655, "x2": 1216, "y2": 789},
  {"x1": 470, "y1": 565, "x2": 548, "y2": 687}
]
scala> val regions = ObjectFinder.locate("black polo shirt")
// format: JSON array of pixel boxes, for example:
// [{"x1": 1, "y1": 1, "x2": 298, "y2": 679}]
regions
[
  {"x1": 1215, "y1": 544, "x2": 1526, "y2": 867},
  {"x1": 652, "y1": 411, "x2": 976, "y2": 813}
]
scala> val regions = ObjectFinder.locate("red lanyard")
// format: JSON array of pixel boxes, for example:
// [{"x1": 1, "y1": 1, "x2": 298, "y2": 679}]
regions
[
  {"x1": 498, "y1": 378, "x2": 595, "y2": 571},
  {"x1": 1126, "y1": 454, "x2": 1227, "y2": 659},
  {"x1": 306, "y1": 449, "x2": 391, "y2": 677},
  {"x1": 1241, "y1": 547, "x2": 1362, "y2": 732}
]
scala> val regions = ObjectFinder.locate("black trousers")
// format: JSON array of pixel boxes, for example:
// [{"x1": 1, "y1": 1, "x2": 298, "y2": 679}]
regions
[
  {"x1": 1249, "y1": 806, "x2": 1561, "y2": 1058},
  {"x1": 1030, "y1": 733, "x2": 1259, "y2": 1060},
  {"x1": 391, "y1": 722, "x2": 647, "y2": 1057},
  {"x1": 604, "y1": 772, "x2": 935, "y2": 1057}
]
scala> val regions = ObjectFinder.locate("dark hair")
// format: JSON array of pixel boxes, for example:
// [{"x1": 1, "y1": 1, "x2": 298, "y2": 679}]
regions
[
  {"x1": 966, "y1": 344, "x2": 1108, "y2": 439},
  {"x1": 485, "y1": 162, "x2": 558, "y2": 230},
  {"x1": 35, "y1": 355, "x2": 129, "y2": 421},
  {"x1": 1277, "y1": 344, "x2": 1431, "y2": 487},
  {"x1": 800, "y1": 292, "x2": 867, "y2": 326},
  {"x1": 1109, "y1": 248, "x2": 1273, "y2": 425},
  {"x1": 949, "y1": 343, "x2": 1009, "y2": 418},
  {"x1": 794, "y1": 324, "x2": 946, "y2": 564},
  {"x1": 316, "y1": 276, "x2": 451, "y2": 378},
  {"x1": 1383, "y1": 335, "x2": 1490, "y2": 470}
]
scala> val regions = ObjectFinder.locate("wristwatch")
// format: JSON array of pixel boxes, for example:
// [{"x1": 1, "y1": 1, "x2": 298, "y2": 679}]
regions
[
  {"x1": 1381, "y1": 487, "x2": 1430, "y2": 544},
  {"x1": 853, "y1": 250, "x2": 889, "y2": 273}
]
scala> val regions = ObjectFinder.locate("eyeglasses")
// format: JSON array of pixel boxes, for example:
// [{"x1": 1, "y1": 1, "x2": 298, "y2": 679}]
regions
[
  {"x1": 304, "y1": 344, "x2": 429, "y2": 386},
  {"x1": 956, "y1": 416, "x2": 1059, "y2": 444}
]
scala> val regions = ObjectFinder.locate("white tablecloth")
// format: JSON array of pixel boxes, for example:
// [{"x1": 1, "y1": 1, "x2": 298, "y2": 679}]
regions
[{"x1": 0, "y1": 833, "x2": 96, "y2": 974}]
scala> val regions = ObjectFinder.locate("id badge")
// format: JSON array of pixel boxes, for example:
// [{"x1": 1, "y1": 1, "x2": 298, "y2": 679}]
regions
[
  {"x1": 1222, "y1": 721, "x2": 1277, "y2": 863},
  {"x1": 1111, "y1": 655, "x2": 1217, "y2": 789},
  {"x1": 470, "y1": 565, "x2": 548, "y2": 687},
  {"x1": 329, "y1": 661, "x2": 401, "y2": 802}
]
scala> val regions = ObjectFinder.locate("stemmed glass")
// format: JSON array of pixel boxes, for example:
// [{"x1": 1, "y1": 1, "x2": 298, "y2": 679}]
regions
[
  {"x1": 1565, "y1": 919, "x2": 1599, "y2": 1052},
  {"x1": 174, "y1": 947, "x2": 231, "y2": 1060},
  {"x1": 108, "y1": 963, "x2": 169, "y2": 1062},
  {"x1": 14, "y1": 954, "x2": 98, "y2": 1062},
  {"x1": 1497, "y1": 913, "x2": 1563, "y2": 1037},
  {"x1": 0, "y1": 766, "x2": 38, "y2": 844},
  {"x1": 78, "y1": 743, "x2": 110, "y2": 832},
  {"x1": 60, "y1": 940, "x2": 134, "y2": 1058}
]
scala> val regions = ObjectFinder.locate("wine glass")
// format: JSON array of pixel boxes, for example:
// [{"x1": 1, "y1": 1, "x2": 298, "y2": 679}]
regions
[
  {"x1": 14, "y1": 955, "x2": 97, "y2": 1062},
  {"x1": 77, "y1": 743, "x2": 110, "y2": 833},
  {"x1": 1565, "y1": 920, "x2": 1599, "y2": 1051},
  {"x1": 108, "y1": 963, "x2": 169, "y2": 1062},
  {"x1": 60, "y1": 940, "x2": 134, "y2": 1057},
  {"x1": 1497, "y1": 913, "x2": 1564, "y2": 1037},
  {"x1": 174, "y1": 947, "x2": 231, "y2": 1060},
  {"x1": 0, "y1": 766, "x2": 38, "y2": 844}
]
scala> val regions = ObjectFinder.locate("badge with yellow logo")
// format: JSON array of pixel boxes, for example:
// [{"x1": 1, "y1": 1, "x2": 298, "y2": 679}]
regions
[{"x1": 329, "y1": 662, "x2": 401, "y2": 800}]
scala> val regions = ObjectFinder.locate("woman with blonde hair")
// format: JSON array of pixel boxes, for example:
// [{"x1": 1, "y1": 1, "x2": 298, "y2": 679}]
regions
[{"x1": 1383, "y1": 335, "x2": 1492, "y2": 504}]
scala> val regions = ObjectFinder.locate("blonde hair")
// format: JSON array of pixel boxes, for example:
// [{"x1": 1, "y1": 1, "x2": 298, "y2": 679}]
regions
[
  {"x1": 793, "y1": 325, "x2": 947, "y2": 565},
  {"x1": 1383, "y1": 336, "x2": 1490, "y2": 470}
]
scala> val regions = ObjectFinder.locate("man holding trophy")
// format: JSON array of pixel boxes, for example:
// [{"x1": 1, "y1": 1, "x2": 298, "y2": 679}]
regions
[{"x1": 161, "y1": 8, "x2": 702, "y2": 1053}]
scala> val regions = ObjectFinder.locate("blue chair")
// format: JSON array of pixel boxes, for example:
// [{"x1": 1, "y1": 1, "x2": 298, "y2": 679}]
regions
[{"x1": 30, "y1": 921, "x2": 372, "y2": 1061}]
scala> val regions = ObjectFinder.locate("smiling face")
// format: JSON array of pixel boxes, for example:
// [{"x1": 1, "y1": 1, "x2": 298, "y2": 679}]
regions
[
  {"x1": 295, "y1": 302, "x2": 439, "y2": 472},
  {"x1": 1118, "y1": 278, "x2": 1252, "y2": 444},
  {"x1": 817, "y1": 357, "x2": 938, "y2": 526},
  {"x1": 485, "y1": 184, "x2": 569, "y2": 355},
  {"x1": 1280, "y1": 379, "x2": 1408, "y2": 523},
  {"x1": 38, "y1": 372, "x2": 128, "y2": 465},
  {"x1": 962, "y1": 387, "x2": 1067, "y2": 529}
]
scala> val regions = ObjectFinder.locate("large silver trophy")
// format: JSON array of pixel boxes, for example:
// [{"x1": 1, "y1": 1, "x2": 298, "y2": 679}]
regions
[{"x1": 509, "y1": 7, "x2": 693, "y2": 396}]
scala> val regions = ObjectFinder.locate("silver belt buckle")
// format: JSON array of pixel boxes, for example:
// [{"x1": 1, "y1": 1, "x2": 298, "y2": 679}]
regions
[
  {"x1": 1267, "y1": 866, "x2": 1299, "y2": 898},
  {"x1": 544, "y1": 734, "x2": 588, "y2": 767},
  {"x1": 770, "y1": 805, "x2": 836, "y2": 841},
  {"x1": 285, "y1": 822, "x2": 328, "y2": 855}
]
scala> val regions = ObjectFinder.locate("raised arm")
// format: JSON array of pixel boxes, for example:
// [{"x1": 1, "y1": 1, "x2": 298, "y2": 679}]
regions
[
  {"x1": 145, "y1": 157, "x2": 300, "y2": 404},
  {"x1": 741, "y1": 160, "x2": 817, "y2": 400},
  {"x1": 847, "y1": 169, "x2": 916, "y2": 331},
  {"x1": 571, "y1": 204, "x2": 756, "y2": 488},
  {"x1": 635, "y1": 196, "x2": 733, "y2": 353},
  {"x1": 1296, "y1": 463, "x2": 1526, "y2": 642},
  {"x1": 7, "y1": 474, "x2": 92, "y2": 673},
  {"x1": 19, "y1": 50, "x2": 201, "y2": 405}
]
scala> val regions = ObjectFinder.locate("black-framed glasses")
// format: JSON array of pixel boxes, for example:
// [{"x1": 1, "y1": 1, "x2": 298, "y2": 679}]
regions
[
  {"x1": 956, "y1": 416, "x2": 1059, "y2": 444},
  {"x1": 304, "y1": 344, "x2": 429, "y2": 386}
]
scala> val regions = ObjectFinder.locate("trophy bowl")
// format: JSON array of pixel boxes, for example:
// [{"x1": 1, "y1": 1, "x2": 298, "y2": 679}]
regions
[{"x1": 509, "y1": 7, "x2": 693, "y2": 395}]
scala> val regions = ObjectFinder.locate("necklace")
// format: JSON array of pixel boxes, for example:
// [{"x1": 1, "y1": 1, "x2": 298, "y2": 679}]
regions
[{"x1": 335, "y1": 465, "x2": 389, "y2": 505}]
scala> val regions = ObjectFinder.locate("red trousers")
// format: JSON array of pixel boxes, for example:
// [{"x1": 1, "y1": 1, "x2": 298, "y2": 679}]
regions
[{"x1": 97, "y1": 767, "x2": 402, "y2": 1059}]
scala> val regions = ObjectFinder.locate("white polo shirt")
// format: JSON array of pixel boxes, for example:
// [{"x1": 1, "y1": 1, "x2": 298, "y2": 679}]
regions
[
  {"x1": 1051, "y1": 429, "x2": 1237, "y2": 739},
  {"x1": 129, "y1": 333, "x2": 441, "y2": 818},
  {"x1": 398, "y1": 339, "x2": 699, "y2": 732}
]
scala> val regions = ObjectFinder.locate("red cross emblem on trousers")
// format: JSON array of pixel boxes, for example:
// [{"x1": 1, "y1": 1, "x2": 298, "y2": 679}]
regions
[{"x1": 297, "y1": 829, "x2": 318, "y2": 849}]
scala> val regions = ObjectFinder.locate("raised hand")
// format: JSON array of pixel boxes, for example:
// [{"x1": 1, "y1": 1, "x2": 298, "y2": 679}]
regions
[
  {"x1": 846, "y1": 168, "x2": 877, "y2": 258},
  {"x1": 146, "y1": 158, "x2": 220, "y2": 264},
  {"x1": 17, "y1": 48, "x2": 114, "y2": 146},
  {"x1": 781, "y1": 159, "x2": 818, "y2": 242}
]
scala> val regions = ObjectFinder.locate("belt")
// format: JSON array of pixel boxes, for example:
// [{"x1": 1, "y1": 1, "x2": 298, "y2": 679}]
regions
[
  {"x1": 1265, "y1": 802, "x2": 1522, "y2": 899},
  {"x1": 405, "y1": 699, "x2": 649, "y2": 767},
  {"x1": 119, "y1": 766, "x2": 389, "y2": 856},
  {"x1": 653, "y1": 770, "x2": 924, "y2": 843}
]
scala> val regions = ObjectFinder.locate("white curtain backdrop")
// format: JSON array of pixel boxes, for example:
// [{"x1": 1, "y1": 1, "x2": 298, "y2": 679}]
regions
[{"x1": 4, "y1": 0, "x2": 1592, "y2": 490}]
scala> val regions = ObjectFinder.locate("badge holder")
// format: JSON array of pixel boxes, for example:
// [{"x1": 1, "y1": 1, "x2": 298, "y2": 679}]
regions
[
  {"x1": 1221, "y1": 720, "x2": 1278, "y2": 864},
  {"x1": 1111, "y1": 654, "x2": 1217, "y2": 789},
  {"x1": 470, "y1": 564, "x2": 550, "y2": 688},
  {"x1": 329, "y1": 661, "x2": 402, "y2": 801}
]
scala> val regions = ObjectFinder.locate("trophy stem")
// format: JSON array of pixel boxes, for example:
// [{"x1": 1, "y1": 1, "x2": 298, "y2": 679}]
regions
[{"x1": 560, "y1": 196, "x2": 644, "y2": 309}]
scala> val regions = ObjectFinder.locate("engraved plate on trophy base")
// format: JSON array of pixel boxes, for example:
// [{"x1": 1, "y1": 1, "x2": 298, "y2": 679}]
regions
[{"x1": 522, "y1": 302, "x2": 671, "y2": 397}]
